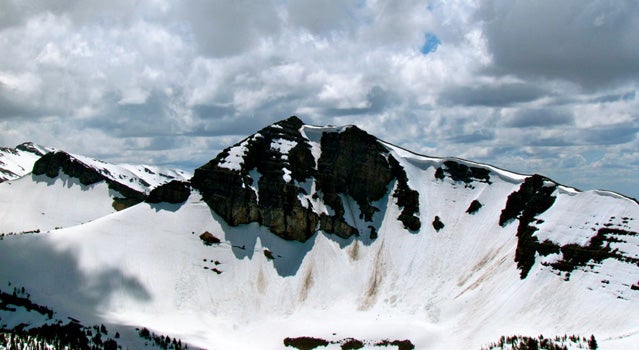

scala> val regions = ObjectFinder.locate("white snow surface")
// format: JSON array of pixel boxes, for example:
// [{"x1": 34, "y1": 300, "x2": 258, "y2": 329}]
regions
[
  {"x1": 0, "y1": 134, "x2": 638, "y2": 349},
  {"x1": 0, "y1": 142, "x2": 52, "y2": 181},
  {"x1": 0, "y1": 148, "x2": 189, "y2": 234},
  {"x1": 217, "y1": 134, "x2": 263, "y2": 171}
]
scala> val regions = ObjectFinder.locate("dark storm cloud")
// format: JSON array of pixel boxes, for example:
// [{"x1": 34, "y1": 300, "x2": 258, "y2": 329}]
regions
[
  {"x1": 439, "y1": 82, "x2": 547, "y2": 107},
  {"x1": 479, "y1": 0, "x2": 639, "y2": 88},
  {"x1": 504, "y1": 109, "x2": 575, "y2": 128}
]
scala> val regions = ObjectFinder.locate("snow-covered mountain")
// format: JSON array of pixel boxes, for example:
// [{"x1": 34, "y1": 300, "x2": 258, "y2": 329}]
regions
[
  {"x1": 0, "y1": 117, "x2": 637, "y2": 350},
  {"x1": 0, "y1": 147, "x2": 190, "y2": 234},
  {"x1": 0, "y1": 142, "x2": 52, "y2": 182}
]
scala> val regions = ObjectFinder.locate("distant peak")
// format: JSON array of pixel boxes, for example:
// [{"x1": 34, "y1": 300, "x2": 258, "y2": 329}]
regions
[
  {"x1": 274, "y1": 116, "x2": 304, "y2": 129},
  {"x1": 15, "y1": 142, "x2": 51, "y2": 156}
]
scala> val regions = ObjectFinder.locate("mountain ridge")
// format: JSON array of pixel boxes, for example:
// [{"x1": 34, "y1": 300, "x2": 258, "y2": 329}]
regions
[{"x1": 0, "y1": 116, "x2": 637, "y2": 349}]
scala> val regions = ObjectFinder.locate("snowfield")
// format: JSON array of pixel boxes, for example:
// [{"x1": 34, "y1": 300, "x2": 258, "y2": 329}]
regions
[{"x1": 0, "y1": 123, "x2": 637, "y2": 349}]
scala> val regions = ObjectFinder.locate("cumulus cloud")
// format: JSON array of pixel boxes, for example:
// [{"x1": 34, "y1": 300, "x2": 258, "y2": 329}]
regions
[
  {"x1": 440, "y1": 82, "x2": 547, "y2": 107},
  {"x1": 504, "y1": 109, "x2": 575, "y2": 128},
  {"x1": 479, "y1": 0, "x2": 639, "y2": 88},
  {"x1": 0, "y1": 0, "x2": 637, "y2": 199}
]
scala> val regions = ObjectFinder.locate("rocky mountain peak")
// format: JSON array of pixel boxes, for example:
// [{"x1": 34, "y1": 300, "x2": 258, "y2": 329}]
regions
[{"x1": 190, "y1": 116, "x2": 420, "y2": 242}]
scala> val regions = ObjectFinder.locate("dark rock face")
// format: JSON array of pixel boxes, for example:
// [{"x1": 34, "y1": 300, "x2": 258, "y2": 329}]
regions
[
  {"x1": 432, "y1": 216, "x2": 445, "y2": 232},
  {"x1": 550, "y1": 226, "x2": 639, "y2": 279},
  {"x1": 316, "y1": 127, "x2": 392, "y2": 222},
  {"x1": 499, "y1": 174, "x2": 558, "y2": 278},
  {"x1": 33, "y1": 151, "x2": 146, "y2": 209},
  {"x1": 147, "y1": 180, "x2": 191, "y2": 204},
  {"x1": 192, "y1": 117, "x2": 316, "y2": 241},
  {"x1": 435, "y1": 160, "x2": 491, "y2": 185},
  {"x1": 388, "y1": 156, "x2": 420, "y2": 231},
  {"x1": 191, "y1": 116, "x2": 421, "y2": 242},
  {"x1": 466, "y1": 200, "x2": 483, "y2": 214},
  {"x1": 34, "y1": 152, "x2": 103, "y2": 185}
]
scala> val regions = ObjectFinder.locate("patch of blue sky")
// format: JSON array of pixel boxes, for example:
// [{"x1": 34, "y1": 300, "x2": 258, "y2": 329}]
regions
[{"x1": 421, "y1": 32, "x2": 441, "y2": 55}]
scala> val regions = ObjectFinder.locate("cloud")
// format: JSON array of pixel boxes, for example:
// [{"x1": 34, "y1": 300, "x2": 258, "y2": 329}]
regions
[
  {"x1": 0, "y1": 0, "x2": 638, "y2": 200},
  {"x1": 447, "y1": 129, "x2": 495, "y2": 144},
  {"x1": 504, "y1": 109, "x2": 575, "y2": 128},
  {"x1": 478, "y1": 0, "x2": 639, "y2": 88},
  {"x1": 439, "y1": 82, "x2": 547, "y2": 107},
  {"x1": 322, "y1": 86, "x2": 399, "y2": 116},
  {"x1": 180, "y1": 0, "x2": 281, "y2": 57},
  {"x1": 286, "y1": 0, "x2": 359, "y2": 35},
  {"x1": 582, "y1": 123, "x2": 638, "y2": 145}
]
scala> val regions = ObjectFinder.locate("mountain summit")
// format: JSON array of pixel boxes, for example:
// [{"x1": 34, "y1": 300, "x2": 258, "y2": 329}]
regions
[
  {"x1": 190, "y1": 116, "x2": 420, "y2": 242},
  {"x1": 0, "y1": 117, "x2": 637, "y2": 349}
]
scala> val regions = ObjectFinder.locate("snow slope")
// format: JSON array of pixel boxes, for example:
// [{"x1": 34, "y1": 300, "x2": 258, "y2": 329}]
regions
[
  {"x1": 0, "y1": 149, "x2": 190, "y2": 234},
  {"x1": 0, "y1": 121, "x2": 637, "y2": 349},
  {"x1": 0, "y1": 142, "x2": 51, "y2": 182}
]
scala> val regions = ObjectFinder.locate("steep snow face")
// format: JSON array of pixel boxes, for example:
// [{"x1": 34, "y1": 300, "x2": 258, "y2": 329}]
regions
[
  {"x1": 0, "y1": 142, "x2": 52, "y2": 182},
  {"x1": 0, "y1": 173, "x2": 118, "y2": 234},
  {"x1": 0, "y1": 148, "x2": 190, "y2": 234},
  {"x1": 0, "y1": 119, "x2": 638, "y2": 349}
]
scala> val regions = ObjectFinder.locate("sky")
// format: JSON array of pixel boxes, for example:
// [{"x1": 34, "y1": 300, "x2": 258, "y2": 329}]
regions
[{"x1": 0, "y1": 0, "x2": 638, "y2": 199}]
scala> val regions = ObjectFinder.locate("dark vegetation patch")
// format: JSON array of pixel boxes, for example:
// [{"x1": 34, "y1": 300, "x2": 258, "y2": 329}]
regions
[
  {"x1": 434, "y1": 160, "x2": 491, "y2": 186},
  {"x1": 284, "y1": 336, "x2": 330, "y2": 349},
  {"x1": 0, "y1": 322, "x2": 122, "y2": 350},
  {"x1": 481, "y1": 334, "x2": 598, "y2": 350},
  {"x1": 341, "y1": 338, "x2": 364, "y2": 349},
  {"x1": 0, "y1": 287, "x2": 53, "y2": 319},
  {"x1": 375, "y1": 339, "x2": 415, "y2": 350},
  {"x1": 0, "y1": 229, "x2": 44, "y2": 238},
  {"x1": 499, "y1": 175, "x2": 557, "y2": 278},
  {"x1": 199, "y1": 231, "x2": 221, "y2": 246},
  {"x1": 137, "y1": 327, "x2": 187, "y2": 349},
  {"x1": 465, "y1": 199, "x2": 483, "y2": 214},
  {"x1": 146, "y1": 180, "x2": 191, "y2": 204},
  {"x1": 0, "y1": 285, "x2": 126, "y2": 350},
  {"x1": 284, "y1": 336, "x2": 415, "y2": 350},
  {"x1": 432, "y1": 216, "x2": 445, "y2": 232}
]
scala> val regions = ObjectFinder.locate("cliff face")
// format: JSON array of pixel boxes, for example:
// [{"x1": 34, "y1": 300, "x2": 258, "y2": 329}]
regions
[{"x1": 190, "y1": 116, "x2": 420, "y2": 242}]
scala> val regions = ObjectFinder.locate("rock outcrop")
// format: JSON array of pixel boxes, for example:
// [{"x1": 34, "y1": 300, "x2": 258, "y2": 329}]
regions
[
  {"x1": 191, "y1": 116, "x2": 421, "y2": 242},
  {"x1": 33, "y1": 151, "x2": 146, "y2": 208},
  {"x1": 147, "y1": 180, "x2": 191, "y2": 204}
]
